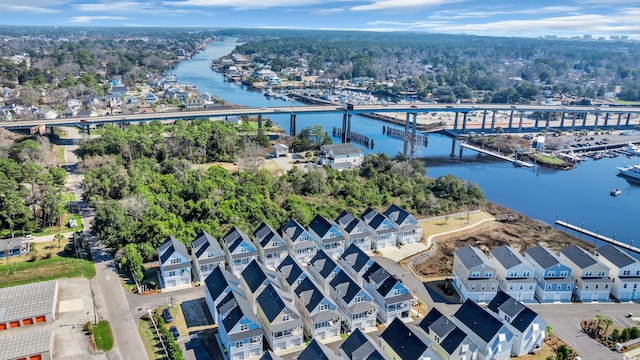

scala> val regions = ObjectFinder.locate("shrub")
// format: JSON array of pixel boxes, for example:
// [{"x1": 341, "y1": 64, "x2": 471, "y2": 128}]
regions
[{"x1": 612, "y1": 329, "x2": 620, "y2": 342}]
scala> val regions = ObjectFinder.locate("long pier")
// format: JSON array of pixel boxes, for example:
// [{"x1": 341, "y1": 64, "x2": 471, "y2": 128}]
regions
[
  {"x1": 555, "y1": 220, "x2": 640, "y2": 254},
  {"x1": 459, "y1": 142, "x2": 535, "y2": 167}
]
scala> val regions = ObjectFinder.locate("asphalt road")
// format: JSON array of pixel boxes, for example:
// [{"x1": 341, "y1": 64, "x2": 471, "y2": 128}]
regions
[{"x1": 61, "y1": 127, "x2": 148, "y2": 360}]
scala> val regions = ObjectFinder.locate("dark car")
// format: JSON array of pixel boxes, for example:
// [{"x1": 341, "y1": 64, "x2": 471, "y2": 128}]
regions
[
  {"x1": 170, "y1": 326, "x2": 180, "y2": 340},
  {"x1": 162, "y1": 308, "x2": 173, "y2": 323},
  {"x1": 410, "y1": 105, "x2": 418, "y2": 109}
]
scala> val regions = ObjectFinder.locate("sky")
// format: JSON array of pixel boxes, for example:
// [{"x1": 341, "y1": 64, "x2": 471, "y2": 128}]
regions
[{"x1": 1, "y1": 0, "x2": 640, "y2": 39}]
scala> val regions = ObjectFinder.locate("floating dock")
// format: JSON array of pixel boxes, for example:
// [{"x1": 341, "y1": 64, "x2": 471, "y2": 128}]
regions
[
  {"x1": 555, "y1": 220, "x2": 640, "y2": 255},
  {"x1": 459, "y1": 143, "x2": 535, "y2": 167}
]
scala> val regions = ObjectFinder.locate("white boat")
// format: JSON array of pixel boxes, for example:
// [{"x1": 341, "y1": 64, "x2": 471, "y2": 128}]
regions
[
  {"x1": 623, "y1": 143, "x2": 640, "y2": 156},
  {"x1": 618, "y1": 164, "x2": 640, "y2": 180},
  {"x1": 611, "y1": 188, "x2": 622, "y2": 197}
]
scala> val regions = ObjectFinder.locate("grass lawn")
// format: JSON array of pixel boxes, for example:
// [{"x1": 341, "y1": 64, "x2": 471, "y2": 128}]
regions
[
  {"x1": 518, "y1": 343, "x2": 556, "y2": 359},
  {"x1": 2, "y1": 240, "x2": 66, "y2": 265},
  {"x1": 418, "y1": 211, "x2": 496, "y2": 236},
  {"x1": 0, "y1": 255, "x2": 95, "y2": 288},
  {"x1": 57, "y1": 145, "x2": 66, "y2": 165},
  {"x1": 531, "y1": 153, "x2": 566, "y2": 165},
  {"x1": 93, "y1": 320, "x2": 115, "y2": 351},
  {"x1": 139, "y1": 318, "x2": 168, "y2": 359}
]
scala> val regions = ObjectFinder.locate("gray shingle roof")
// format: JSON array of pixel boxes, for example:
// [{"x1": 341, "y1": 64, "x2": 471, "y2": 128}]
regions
[
  {"x1": 158, "y1": 236, "x2": 189, "y2": 266},
  {"x1": 256, "y1": 283, "x2": 286, "y2": 322},
  {"x1": 277, "y1": 255, "x2": 305, "y2": 287},
  {"x1": 253, "y1": 222, "x2": 286, "y2": 251},
  {"x1": 383, "y1": 204, "x2": 410, "y2": 226},
  {"x1": 0, "y1": 328, "x2": 52, "y2": 359},
  {"x1": 310, "y1": 250, "x2": 339, "y2": 279},
  {"x1": 241, "y1": 259, "x2": 274, "y2": 294},
  {"x1": 294, "y1": 277, "x2": 325, "y2": 313},
  {"x1": 219, "y1": 291, "x2": 262, "y2": 342},
  {"x1": 596, "y1": 244, "x2": 637, "y2": 268},
  {"x1": 192, "y1": 230, "x2": 223, "y2": 262},
  {"x1": 260, "y1": 350, "x2": 284, "y2": 360},
  {"x1": 380, "y1": 318, "x2": 428, "y2": 360},
  {"x1": 298, "y1": 339, "x2": 338, "y2": 360},
  {"x1": 330, "y1": 271, "x2": 361, "y2": 303},
  {"x1": 561, "y1": 245, "x2": 597, "y2": 269},
  {"x1": 309, "y1": 215, "x2": 340, "y2": 239},
  {"x1": 454, "y1": 299, "x2": 504, "y2": 343},
  {"x1": 491, "y1": 245, "x2": 523, "y2": 269},
  {"x1": 487, "y1": 291, "x2": 525, "y2": 319},
  {"x1": 340, "y1": 328, "x2": 386, "y2": 360},
  {"x1": 223, "y1": 227, "x2": 256, "y2": 256},
  {"x1": 525, "y1": 245, "x2": 559, "y2": 269},
  {"x1": 0, "y1": 280, "x2": 57, "y2": 322},
  {"x1": 455, "y1": 245, "x2": 486, "y2": 269},
  {"x1": 418, "y1": 308, "x2": 467, "y2": 356},
  {"x1": 336, "y1": 210, "x2": 357, "y2": 227},
  {"x1": 281, "y1": 218, "x2": 307, "y2": 243},
  {"x1": 340, "y1": 244, "x2": 371, "y2": 272},
  {"x1": 320, "y1": 143, "x2": 363, "y2": 157},
  {"x1": 204, "y1": 265, "x2": 240, "y2": 302}
]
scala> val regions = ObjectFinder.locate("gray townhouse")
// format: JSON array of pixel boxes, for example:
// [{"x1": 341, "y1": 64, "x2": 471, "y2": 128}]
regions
[
  {"x1": 204, "y1": 265, "x2": 243, "y2": 325},
  {"x1": 595, "y1": 244, "x2": 640, "y2": 302},
  {"x1": 335, "y1": 210, "x2": 373, "y2": 252},
  {"x1": 360, "y1": 207, "x2": 397, "y2": 251},
  {"x1": 191, "y1": 230, "x2": 225, "y2": 283},
  {"x1": 281, "y1": 218, "x2": 318, "y2": 265},
  {"x1": 328, "y1": 270, "x2": 377, "y2": 331},
  {"x1": 452, "y1": 245, "x2": 499, "y2": 303},
  {"x1": 240, "y1": 259, "x2": 279, "y2": 312},
  {"x1": 293, "y1": 276, "x2": 342, "y2": 342},
  {"x1": 255, "y1": 283, "x2": 304, "y2": 354},
  {"x1": 489, "y1": 245, "x2": 536, "y2": 302},
  {"x1": 379, "y1": 318, "x2": 440, "y2": 360},
  {"x1": 452, "y1": 299, "x2": 513, "y2": 360},
  {"x1": 418, "y1": 308, "x2": 479, "y2": 360},
  {"x1": 276, "y1": 255, "x2": 308, "y2": 293},
  {"x1": 362, "y1": 261, "x2": 413, "y2": 324},
  {"x1": 254, "y1": 222, "x2": 289, "y2": 270},
  {"x1": 223, "y1": 226, "x2": 258, "y2": 275},
  {"x1": 338, "y1": 243, "x2": 376, "y2": 286},
  {"x1": 383, "y1": 204, "x2": 422, "y2": 245},
  {"x1": 338, "y1": 328, "x2": 388, "y2": 360},
  {"x1": 524, "y1": 245, "x2": 574, "y2": 303},
  {"x1": 560, "y1": 245, "x2": 612, "y2": 302},
  {"x1": 216, "y1": 289, "x2": 264, "y2": 360},
  {"x1": 307, "y1": 250, "x2": 342, "y2": 293}
]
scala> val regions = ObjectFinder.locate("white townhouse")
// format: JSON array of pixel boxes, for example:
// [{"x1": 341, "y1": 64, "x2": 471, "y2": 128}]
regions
[
  {"x1": 338, "y1": 328, "x2": 387, "y2": 360},
  {"x1": 204, "y1": 265, "x2": 243, "y2": 324},
  {"x1": 338, "y1": 243, "x2": 376, "y2": 286},
  {"x1": 383, "y1": 204, "x2": 422, "y2": 245},
  {"x1": 524, "y1": 245, "x2": 574, "y2": 303},
  {"x1": 240, "y1": 259, "x2": 279, "y2": 312},
  {"x1": 253, "y1": 222, "x2": 289, "y2": 270},
  {"x1": 452, "y1": 245, "x2": 499, "y2": 303},
  {"x1": 293, "y1": 276, "x2": 342, "y2": 342},
  {"x1": 328, "y1": 270, "x2": 378, "y2": 331},
  {"x1": 335, "y1": 210, "x2": 373, "y2": 252},
  {"x1": 191, "y1": 230, "x2": 225, "y2": 283},
  {"x1": 560, "y1": 245, "x2": 613, "y2": 302},
  {"x1": 489, "y1": 245, "x2": 536, "y2": 302},
  {"x1": 362, "y1": 261, "x2": 413, "y2": 324},
  {"x1": 216, "y1": 290, "x2": 264, "y2": 360},
  {"x1": 276, "y1": 255, "x2": 308, "y2": 293},
  {"x1": 452, "y1": 299, "x2": 513, "y2": 360},
  {"x1": 281, "y1": 218, "x2": 318, "y2": 265},
  {"x1": 255, "y1": 283, "x2": 304, "y2": 354},
  {"x1": 157, "y1": 236, "x2": 192, "y2": 290},
  {"x1": 595, "y1": 244, "x2": 640, "y2": 302},
  {"x1": 308, "y1": 215, "x2": 347, "y2": 259},
  {"x1": 360, "y1": 207, "x2": 397, "y2": 250},
  {"x1": 307, "y1": 250, "x2": 342, "y2": 293},
  {"x1": 223, "y1": 227, "x2": 258, "y2": 275}
]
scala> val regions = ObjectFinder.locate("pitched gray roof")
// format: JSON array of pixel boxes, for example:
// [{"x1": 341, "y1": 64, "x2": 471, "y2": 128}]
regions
[
  {"x1": 454, "y1": 299, "x2": 504, "y2": 344},
  {"x1": 254, "y1": 221, "x2": 286, "y2": 252},
  {"x1": 0, "y1": 280, "x2": 57, "y2": 322},
  {"x1": 281, "y1": 218, "x2": 308, "y2": 243},
  {"x1": 330, "y1": 270, "x2": 361, "y2": 303},
  {"x1": 340, "y1": 243, "x2": 372, "y2": 272},
  {"x1": 219, "y1": 291, "x2": 262, "y2": 342},
  {"x1": 336, "y1": 210, "x2": 357, "y2": 228},
  {"x1": 241, "y1": 259, "x2": 275, "y2": 294},
  {"x1": 294, "y1": 277, "x2": 325, "y2": 313},
  {"x1": 561, "y1": 245, "x2": 597, "y2": 269},
  {"x1": 298, "y1": 339, "x2": 339, "y2": 360},
  {"x1": 158, "y1": 236, "x2": 189, "y2": 266},
  {"x1": 277, "y1": 255, "x2": 305, "y2": 287},
  {"x1": 525, "y1": 245, "x2": 560, "y2": 269},
  {"x1": 340, "y1": 328, "x2": 386, "y2": 360},
  {"x1": 309, "y1": 215, "x2": 342, "y2": 240},
  {"x1": 383, "y1": 204, "x2": 411, "y2": 226},
  {"x1": 260, "y1": 350, "x2": 284, "y2": 360},
  {"x1": 320, "y1": 143, "x2": 363, "y2": 157},
  {"x1": 455, "y1": 245, "x2": 487, "y2": 269},
  {"x1": 419, "y1": 308, "x2": 467, "y2": 356},
  {"x1": 491, "y1": 245, "x2": 523, "y2": 269},
  {"x1": 380, "y1": 318, "x2": 428, "y2": 360},
  {"x1": 192, "y1": 230, "x2": 223, "y2": 262},
  {"x1": 223, "y1": 227, "x2": 256, "y2": 256},
  {"x1": 596, "y1": 244, "x2": 637, "y2": 268},
  {"x1": 487, "y1": 291, "x2": 525, "y2": 319},
  {"x1": 204, "y1": 265, "x2": 240, "y2": 301},
  {"x1": 310, "y1": 250, "x2": 339, "y2": 279}
]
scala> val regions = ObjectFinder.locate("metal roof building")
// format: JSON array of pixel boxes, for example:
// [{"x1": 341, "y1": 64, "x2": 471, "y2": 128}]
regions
[
  {"x1": 0, "y1": 280, "x2": 58, "y2": 331},
  {"x1": 0, "y1": 328, "x2": 53, "y2": 360}
]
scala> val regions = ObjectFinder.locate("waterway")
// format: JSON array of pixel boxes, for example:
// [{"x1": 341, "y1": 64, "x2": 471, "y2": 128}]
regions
[{"x1": 172, "y1": 37, "x2": 639, "y2": 247}]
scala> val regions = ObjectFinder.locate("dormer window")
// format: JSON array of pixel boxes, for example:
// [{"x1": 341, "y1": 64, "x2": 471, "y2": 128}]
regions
[
  {"x1": 560, "y1": 271, "x2": 568, "y2": 277},
  {"x1": 170, "y1": 258, "x2": 181, "y2": 264},
  {"x1": 328, "y1": 232, "x2": 335, "y2": 238},
  {"x1": 207, "y1": 252, "x2": 216, "y2": 258},
  {"x1": 240, "y1": 324, "x2": 248, "y2": 331},
  {"x1": 393, "y1": 289, "x2": 401, "y2": 296},
  {"x1": 547, "y1": 271, "x2": 556, "y2": 277},
  {"x1": 282, "y1": 314, "x2": 290, "y2": 322},
  {"x1": 471, "y1": 271, "x2": 480, "y2": 278},
  {"x1": 357, "y1": 228, "x2": 362, "y2": 233},
  {"x1": 597, "y1": 271, "x2": 605, "y2": 277},
  {"x1": 271, "y1": 242, "x2": 279, "y2": 247},
  {"x1": 585, "y1": 271, "x2": 592, "y2": 277},
  {"x1": 355, "y1": 295, "x2": 365, "y2": 303}
]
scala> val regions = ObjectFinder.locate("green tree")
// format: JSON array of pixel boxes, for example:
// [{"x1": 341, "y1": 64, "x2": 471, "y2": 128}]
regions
[
  {"x1": 121, "y1": 243, "x2": 144, "y2": 285},
  {"x1": 0, "y1": 174, "x2": 32, "y2": 238}
]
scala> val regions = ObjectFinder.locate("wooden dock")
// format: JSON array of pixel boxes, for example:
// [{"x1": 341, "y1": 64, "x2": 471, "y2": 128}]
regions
[
  {"x1": 460, "y1": 142, "x2": 535, "y2": 167},
  {"x1": 555, "y1": 220, "x2": 640, "y2": 254}
]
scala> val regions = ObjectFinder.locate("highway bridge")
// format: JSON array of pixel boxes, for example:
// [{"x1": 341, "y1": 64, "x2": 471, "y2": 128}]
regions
[{"x1": 2, "y1": 103, "x2": 640, "y2": 141}]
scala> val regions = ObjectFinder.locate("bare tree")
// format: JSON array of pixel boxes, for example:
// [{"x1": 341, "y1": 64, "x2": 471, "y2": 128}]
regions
[
  {"x1": 20, "y1": 87, "x2": 41, "y2": 106},
  {"x1": 237, "y1": 140, "x2": 265, "y2": 173},
  {"x1": 120, "y1": 195, "x2": 150, "y2": 222}
]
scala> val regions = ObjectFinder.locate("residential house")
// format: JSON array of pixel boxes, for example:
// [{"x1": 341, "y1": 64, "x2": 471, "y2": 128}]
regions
[
  {"x1": 297, "y1": 339, "x2": 340, "y2": 360},
  {"x1": 217, "y1": 290, "x2": 264, "y2": 360},
  {"x1": 595, "y1": 244, "x2": 640, "y2": 302},
  {"x1": 362, "y1": 261, "x2": 413, "y2": 324},
  {"x1": 240, "y1": 259, "x2": 279, "y2": 311},
  {"x1": 223, "y1": 227, "x2": 258, "y2": 275},
  {"x1": 293, "y1": 277, "x2": 342, "y2": 342},
  {"x1": 360, "y1": 207, "x2": 397, "y2": 250},
  {"x1": 383, "y1": 204, "x2": 422, "y2": 245},
  {"x1": 124, "y1": 96, "x2": 138, "y2": 104},
  {"x1": 329, "y1": 270, "x2": 377, "y2": 331},
  {"x1": 487, "y1": 291, "x2": 547, "y2": 356},
  {"x1": 338, "y1": 243, "x2": 375, "y2": 286},
  {"x1": 111, "y1": 85, "x2": 129, "y2": 96},
  {"x1": 204, "y1": 265, "x2": 243, "y2": 324},
  {"x1": 276, "y1": 255, "x2": 307, "y2": 293},
  {"x1": 281, "y1": 218, "x2": 317, "y2": 265},
  {"x1": 307, "y1": 250, "x2": 342, "y2": 293},
  {"x1": 253, "y1": 222, "x2": 288, "y2": 270},
  {"x1": 0, "y1": 237, "x2": 30, "y2": 258},
  {"x1": 338, "y1": 328, "x2": 388, "y2": 360},
  {"x1": 163, "y1": 87, "x2": 181, "y2": 100},
  {"x1": 452, "y1": 299, "x2": 513, "y2": 360},
  {"x1": 255, "y1": 283, "x2": 304, "y2": 354},
  {"x1": 489, "y1": 245, "x2": 536, "y2": 302},
  {"x1": 524, "y1": 245, "x2": 574, "y2": 303},
  {"x1": 379, "y1": 318, "x2": 440, "y2": 360},
  {"x1": 157, "y1": 236, "x2": 192, "y2": 290},
  {"x1": 144, "y1": 93, "x2": 158, "y2": 104},
  {"x1": 185, "y1": 97, "x2": 205, "y2": 109},
  {"x1": 254, "y1": 69, "x2": 277, "y2": 80},
  {"x1": 559, "y1": 245, "x2": 612, "y2": 302},
  {"x1": 1, "y1": 87, "x2": 12, "y2": 99},
  {"x1": 191, "y1": 230, "x2": 225, "y2": 283},
  {"x1": 452, "y1": 245, "x2": 499, "y2": 303},
  {"x1": 418, "y1": 308, "x2": 478, "y2": 360},
  {"x1": 271, "y1": 143, "x2": 289, "y2": 158},
  {"x1": 318, "y1": 143, "x2": 364, "y2": 171},
  {"x1": 176, "y1": 90, "x2": 191, "y2": 103},
  {"x1": 76, "y1": 109, "x2": 97, "y2": 117},
  {"x1": 104, "y1": 94, "x2": 121, "y2": 108},
  {"x1": 67, "y1": 99, "x2": 82, "y2": 112},
  {"x1": 336, "y1": 210, "x2": 373, "y2": 252},
  {"x1": 308, "y1": 214, "x2": 346, "y2": 259}
]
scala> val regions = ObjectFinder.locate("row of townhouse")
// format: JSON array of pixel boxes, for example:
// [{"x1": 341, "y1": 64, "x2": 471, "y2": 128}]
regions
[
  {"x1": 378, "y1": 291, "x2": 546, "y2": 360},
  {"x1": 158, "y1": 204, "x2": 423, "y2": 290},
  {"x1": 453, "y1": 242, "x2": 640, "y2": 304}
]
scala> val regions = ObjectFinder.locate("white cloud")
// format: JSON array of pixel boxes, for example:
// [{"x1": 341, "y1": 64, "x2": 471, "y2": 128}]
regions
[
  {"x1": 74, "y1": 2, "x2": 149, "y2": 13},
  {"x1": 429, "y1": 6, "x2": 581, "y2": 20},
  {"x1": 163, "y1": 0, "x2": 327, "y2": 10},
  {"x1": 0, "y1": 0, "x2": 70, "y2": 13},
  {"x1": 351, "y1": 0, "x2": 464, "y2": 11},
  {"x1": 71, "y1": 16, "x2": 130, "y2": 23}
]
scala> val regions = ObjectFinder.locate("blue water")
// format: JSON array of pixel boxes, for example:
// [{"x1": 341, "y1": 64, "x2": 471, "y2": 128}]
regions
[{"x1": 172, "y1": 37, "x2": 640, "y2": 245}]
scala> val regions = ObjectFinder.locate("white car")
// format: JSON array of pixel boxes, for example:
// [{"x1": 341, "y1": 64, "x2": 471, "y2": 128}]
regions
[{"x1": 23, "y1": 234, "x2": 34, "y2": 240}]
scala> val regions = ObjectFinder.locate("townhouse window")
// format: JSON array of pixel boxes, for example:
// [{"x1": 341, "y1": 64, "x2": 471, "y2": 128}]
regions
[
  {"x1": 470, "y1": 285, "x2": 476, "y2": 291},
  {"x1": 509, "y1": 285, "x2": 514, "y2": 290},
  {"x1": 509, "y1": 271, "x2": 518, "y2": 277},
  {"x1": 595, "y1": 284, "x2": 599, "y2": 289},
  {"x1": 200, "y1": 265, "x2": 207, "y2": 271},
  {"x1": 624, "y1": 283, "x2": 628, "y2": 289},
  {"x1": 567, "y1": 284, "x2": 572, "y2": 290},
  {"x1": 585, "y1": 284, "x2": 589, "y2": 289},
  {"x1": 635, "y1": 284, "x2": 638, "y2": 289},
  {"x1": 519, "y1": 285, "x2": 524, "y2": 290},
  {"x1": 240, "y1": 247, "x2": 247, "y2": 253},
  {"x1": 353, "y1": 312, "x2": 364, "y2": 320},
  {"x1": 481, "y1": 285, "x2": 486, "y2": 291},
  {"x1": 491, "y1": 285, "x2": 496, "y2": 290},
  {"x1": 547, "y1": 271, "x2": 556, "y2": 277},
  {"x1": 605, "y1": 284, "x2": 609, "y2": 289},
  {"x1": 585, "y1": 271, "x2": 592, "y2": 277},
  {"x1": 556, "y1": 284, "x2": 562, "y2": 290},
  {"x1": 355, "y1": 295, "x2": 365, "y2": 303},
  {"x1": 559, "y1": 271, "x2": 568, "y2": 277},
  {"x1": 207, "y1": 252, "x2": 216, "y2": 258},
  {"x1": 547, "y1": 284, "x2": 552, "y2": 290},
  {"x1": 393, "y1": 289, "x2": 401, "y2": 296},
  {"x1": 597, "y1": 271, "x2": 605, "y2": 277},
  {"x1": 315, "y1": 322, "x2": 327, "y2": 329},
  {"x1": 523, "y1": 272, "x2": 530, "y2": 277},
  {"x1": 382, "y1": 224, "x2": 389, "y2": 229},
  {"x1": 271, "y1": 242, "x2": 278, "y2": 247},
  {"x1": 484, "y1": 271, "x2": 493, "y2": 278},
  {"x1": 498, "y1": 333, "x2": 507, "y2": 342},
  {"x1": 471, "y1": 272, "x2": 480, "y2": 278},
  {"x1": 530, "y1": 285, "x2": 533, "y2": 290},
  {"x1": 282, "y1": 315, "x2": 290, "y2": 322},
  {"x1": 623, "y1": 270, "x2": 631, "y2": 276},
  {"x1": 250, "y1": 337, "x2": 260, "y2": 345},
  {"x1": 319, "y1": 304, "x2": 328, "y2": 311},
  {"x1": 235, "y1": 342, "x2": 244, "y2": 348},
  {"x1": 168, "y1": 271, "x2": 176, "y2": 277},
  {"x1": 329, "y1": 233, "x2": 335, "y2": 238},
  {"x1": 171, "y1": 258, "x2": 181, "y2": 264},
  {"x1": 300, "y1": 235, "x2": 307, "y2": 241},
  {"x1": 240, "y1": 324, "x2": 248, "y2": 331},
  {"x1": 357, "y1": 228, "x2": 362, "y2": 233},
  {"x1": 234, "y1": 259, "x2": 242, "y2": 265}
]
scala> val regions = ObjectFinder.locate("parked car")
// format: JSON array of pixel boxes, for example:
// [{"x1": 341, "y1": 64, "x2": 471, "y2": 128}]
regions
[
  {"x1": 162, "y1": 308, "x2": 173, "y2": 323},
  {"x1": 23, "y1": 234, "x2": 34, "y2": 240},
  {"x1": 170, "y1": 326, "x2": 179, "y2": 340}
]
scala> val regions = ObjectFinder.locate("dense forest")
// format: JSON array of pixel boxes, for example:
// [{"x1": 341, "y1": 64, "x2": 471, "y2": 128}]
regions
[{"x1": 76, "y1": 120, "x2": 484, "y2": 261}]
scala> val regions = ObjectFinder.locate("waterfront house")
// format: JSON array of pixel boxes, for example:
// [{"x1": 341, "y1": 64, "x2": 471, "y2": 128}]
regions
[
  {"x1": 338, "y1": 243, "x2": 375, "y2": 286},
  {"x1": 191, "y1": 230, "x2": 225, "y2": 283},
  {"x1": 307, "y1": 250, "x2": 342, "y2": 293},
  {"x1": 524, "y1": 245, "x2": 574, "y2": 303},
  {"x1": 253, "y1": 222, "x2": 288, "y2": 270},
  {"x1": 256, "y1": 283, "x2": 304, "y2": 354},
  {"x1": 335, "y1": 210, "x2": 373, "y2": 252},
  {"x1": 281, "y1": 218, "x2": 317, "y2": 265},
  {"x1": 559, "y1": 245, "x2": 612, "y2": 302},
  {"x1": 271, "y1": 143, "x2": 289, "y2": 158},
  {"x1": 240, "y1": 259, "x2": 279, "y2": 312},
  {"x1": 308, "y1": 215, "x2": 346, "y2": 259},
  {"x1": 276, "y1": 255, "x2": 307, "y2": 293},
  {"x1": 417, "y1": 308, "x2": 478, "y2": 360},
  {"x1": 595, "y1": 244, "x2": 640, "y2": 302},
  {"x1": 184, "y1": 97, "x2": 205, "y2": 109},
  {"x1": 297, "y1": 339, "x2": 340, "y2": 360},
  {"x1": 452, "y1": 299, "x2": 513, "y2": 360},
  {"x1": 144, "y1": 92, "x2": 158, "y2": 104},
  {"x1": 487, "y1": 291, "x2": 547, "y2": 356},
  {"x1": 360, "y1": 207, "x2": 397, "y2": 250},
  {"x1": 338, "y1": 328, "x2": 387, "y2": 360},
  {"x1": 383, "y1": 204, "x2": 422, "y2": 245},
  {"x1": 452, "y1": 245, "x2": 499, "y2": 303},
  {"x1": 362, "y1": 261, "x2": 413, "y2": 324},
  {"x1": 489, "y1": 245, "x2": 536, "y2": 302},
  {"x1": 380, "y1": 318, "x2": 440, "y2": 360},
  {"x1": 223, "y1": 227, "x2": 258, "y2": 275},
  {"x1": 328, "y1": 269, "x2": 377, "y2": 331},
  {"x1": 204, "y1": 265, "x2": 243, "y2": 324},
  {"x1": 318, "y1": 143, "x2": 364, "y2": 171},
  {"x1": 217, "y1": 290, "x2": 264, "y2": 360},
  {"x1": 111, "y1": 85, "x2": 129, "y2": 96},
  {"x1": 157, "y1": 236, "x2": 191, "y2": 290},
  {"x1": 0, "y1": 237, "x2": 29, "y2": 259},
  {"x1": 293, "y1": 276, "x2": 342, "y2": 342}
]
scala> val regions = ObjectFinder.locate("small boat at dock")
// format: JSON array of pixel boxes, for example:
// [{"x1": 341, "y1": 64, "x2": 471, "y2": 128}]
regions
[{"x1": 610, "y1": 188, "x2": 622, "y2": 196}]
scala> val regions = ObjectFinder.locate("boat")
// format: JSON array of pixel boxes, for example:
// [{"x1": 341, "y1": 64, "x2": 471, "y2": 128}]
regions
[
  {"x1": 623, "y1": 143, "x2": 640, "y2": 156},
  {"x1": 610, "y1": 188, "x2": 622, "y2": 197},
  {"x1": 617, "y1": 164, "x2": 640, "y2": 180}
]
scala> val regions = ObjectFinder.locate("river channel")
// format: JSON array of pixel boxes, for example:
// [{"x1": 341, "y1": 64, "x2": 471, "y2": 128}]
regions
[{"x1": 172, "y1": 37, "x2": 639, "y2": 246}]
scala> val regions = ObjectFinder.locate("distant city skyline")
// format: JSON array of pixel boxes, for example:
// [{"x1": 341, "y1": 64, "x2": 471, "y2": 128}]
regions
[{"x1": 0, "y1": 0, "x2": 639, "y2": 38}]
